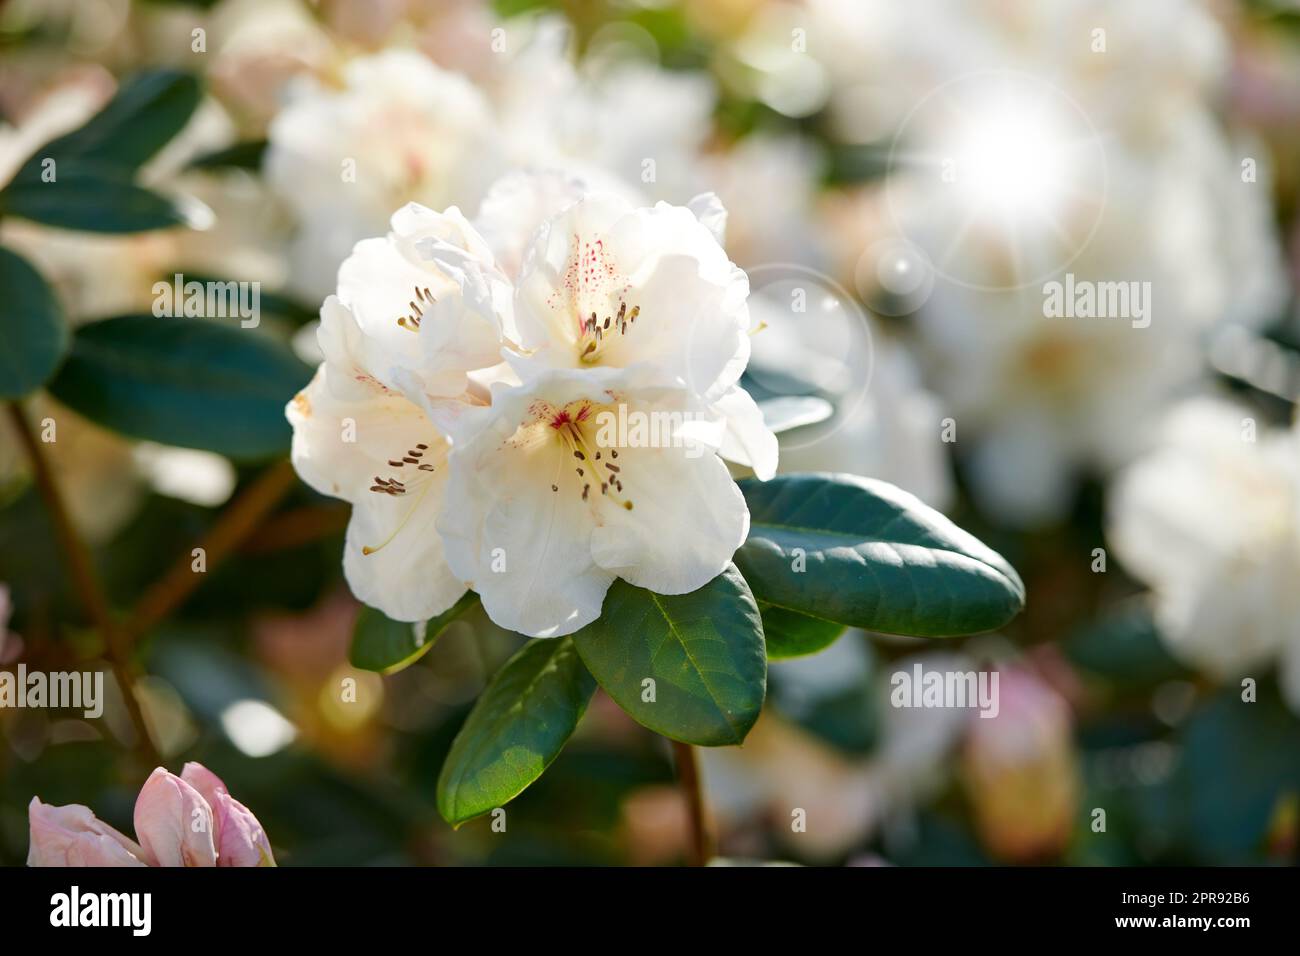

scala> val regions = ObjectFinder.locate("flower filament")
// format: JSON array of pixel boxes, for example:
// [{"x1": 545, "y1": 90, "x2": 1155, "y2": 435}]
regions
[
  {"x1": 577, "y1": 300, "x2": 639, "y2": 364},
  {"x1": 363, "y1": 440, "x2": 442, "y2": 555},
  {"x1": 544, "y1": 401, "x2": 634, "y2": 510},
  {"x1": 397, "y1": 284, "x2": 435, "y2": 332}
]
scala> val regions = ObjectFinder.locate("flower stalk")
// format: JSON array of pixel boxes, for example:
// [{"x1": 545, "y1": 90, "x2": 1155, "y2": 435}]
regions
[
  {"x1": 670, "y1": 739, "x2": 713, "y2": 866},
  {"x1": 5, "y1": 401, "x2": 158, "y2": 765}
]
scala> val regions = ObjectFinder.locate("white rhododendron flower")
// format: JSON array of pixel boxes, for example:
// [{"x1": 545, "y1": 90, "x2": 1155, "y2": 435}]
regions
[
  {"x1": 288, "y1": 179, "x2": 775, "y2": 636},
  {"x1": 507, "y1": 190, "x2": 776, "y2": 479},
  {"x1": 1108, "y1": 398, "x2": 1300, "y2": 710},
  {"x1": 437, "y1": 365, "x2": 749, "y2": 638},
  {"x1": 512, "y1": 195, "x2": 749, "y2": 386},
  {"x1": 288, "y1": 203, "x2": 513, "y2": 622},
  {"x1": 337, "y1": 202, "x2": 511, "y2": 401},
  {"x1": 489, "y1": 17, "x2": 715, "y2": 201}
]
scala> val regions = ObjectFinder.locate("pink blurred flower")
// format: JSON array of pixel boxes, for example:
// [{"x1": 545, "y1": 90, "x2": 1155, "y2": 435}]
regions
[
  {"x1": 962, "y1": 666, "x2": 1078, "y2": 863},
  {"x1": 28, "y1": 763, "x2": 274, "y2": 867}
]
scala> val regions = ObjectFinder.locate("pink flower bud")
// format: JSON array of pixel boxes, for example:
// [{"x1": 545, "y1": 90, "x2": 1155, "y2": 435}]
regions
[
  {"x1": 27, "y1": 798, "x2": 147, "y2": 867},
  {"x1": 133, "y1": 767, "x2": 219, "y2": 867},
  {"x1": 181, "y1": 762, "x2": 276, "y2": 866}
]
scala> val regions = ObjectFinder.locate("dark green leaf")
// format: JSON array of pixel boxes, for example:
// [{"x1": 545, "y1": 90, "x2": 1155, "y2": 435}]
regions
[
  {"x1": 572, "y1": 565, "x2": 766, "y2": 746},
  {"x1": 186, "y1": 140, "x2": 267, "y2": 171},
  {"x1": 350, "y1": 593, "x2": 479, "y2": 675},
  {"x1": 735, "y1": 473, "x2": 1025, "y2": 637},
  {"x1": 21, "y1": 70, "x2": 201, "y2": 173},
  {"x1": 759, "y1": 600, "x2": 844, "y2": 660},
  {"x1": 1175, "y1": 684, "x2": 1300, "y2": 863},
  {"x1": 437, "y1": 636, "x2": 595, "y2": 825},
  {"x1": 1066, "y1": 602, "x2": 1192, "y2": 689},
  {"x1": 166, "y1": 272, "x2": 317, "y2": 326},
  {"x1": 47, "y1": 315, "x2": 311, "y2": 459},
  {"x1": 0, "y1": 247, "x2": 68, "y2": 399},
  {"x1": 1, "y1": 163, "x2": 193, "y2": 233}
]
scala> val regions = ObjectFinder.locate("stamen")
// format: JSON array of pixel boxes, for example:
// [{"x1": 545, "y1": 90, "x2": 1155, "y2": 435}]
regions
[
  {"x1": 362, "y1": 440, "x2": 443, "y2": 550},
  {"x1": 397, "y1": 285, "x2": 435, "y2": 331},
  {"x1": 576, "y1": 297, "x2": 640, "y2": 364}
]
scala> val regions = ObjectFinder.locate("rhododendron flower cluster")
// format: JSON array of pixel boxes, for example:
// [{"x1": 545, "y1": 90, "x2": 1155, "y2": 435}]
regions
[{"x1": 288, "y1": 173, "x2": 777, "y2": 637}]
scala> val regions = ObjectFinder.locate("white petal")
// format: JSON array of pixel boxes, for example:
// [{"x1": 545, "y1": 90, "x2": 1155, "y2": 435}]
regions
[
  {"x1": 511, "y1": 195, "x2": 751, "y2": 400},
  {"x1": 336, "y1": 205, "x2": 507, "y2": 399},
  {"x1": 513, "y1": 194, "x2": 634, "y2": 354},
  {"x1": 687, "y1": 192, "x2": 728, "y2": 247},
  {"x1": 589, "y1": 439, "x2": 749, "y2": 595},
  {"x1": 714, "y1": 384, "x2": 779, "y2": 480},
  {"x1": 437, "y1": 371, "x2": 625, "y2": 637},
  {"x1": 615, "y1": 254, "x2": 751, "y2": 400},
  {"x1": 287, "y1": 367, "x2": 465, "y2": 621},
  {"x1": 315, "y1": 296, "x2": 403, "y2": 402},
  {"x1": 337, "y1": 236, "x2": 443, "y2": 377},
  {"x1": 343, "y1": 467, "x2": 465, "y2": 622},
  {"x1": 473, "y1": 169, "x2": 591, "y2": 276}
]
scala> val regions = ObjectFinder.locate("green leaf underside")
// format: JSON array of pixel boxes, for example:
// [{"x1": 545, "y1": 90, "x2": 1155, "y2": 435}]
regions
[
  {"x1": 47, "y1": 315, "x2": 311, "y2": 460},
  {"x1": 759, "y1": 600, "x2": 845, "y2": 660},
  {"x1": 0, "y1": 248, "x2": 68, "y2": 400},
  {"x1": 735, "y1": 473, "x2": 1025, "y2": 637},
  {"x1": 437, "y1": 636, "x2": 596, "y2": 825},
  {"x1": 572, "y1": 565, "x2": 766, "y2": 746},
  {"x1": 1, "y1": 165, "x2": 188, "y2": 233},
  {"x1": 349, "y1": 593, "x2": 479, "y2": 675}
]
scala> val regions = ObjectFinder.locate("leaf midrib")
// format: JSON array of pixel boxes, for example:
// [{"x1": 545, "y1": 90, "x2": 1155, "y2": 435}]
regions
[{"x1": 645, "y1": 588, "x2": 745, "y2": 740}]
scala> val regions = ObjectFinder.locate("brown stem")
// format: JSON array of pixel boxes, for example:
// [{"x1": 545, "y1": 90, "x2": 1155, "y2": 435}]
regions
[
  {"x1": 6, "y1": 402, "x2": 158, "y2": 764},
  {"x1": 125, "y1": 459, "x2": 296, "y2": 642},
  {"x1": 670, "y1": 739, "x2": 713, "y2": 866},
  {"x1": 238, "y1": 503, "x2": 347, "y2": 555}
]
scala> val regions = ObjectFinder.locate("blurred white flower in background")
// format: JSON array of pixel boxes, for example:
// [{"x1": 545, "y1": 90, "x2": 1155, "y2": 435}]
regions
[
  {"x1": 1108, "y1": 397, "x2": 1300, "y2": 711},
  {"x1": 791, "y1": 0, "x2": 1290, "y2": 526},
  {"x1": 491, "y1": 18, "x2": 716, "y2": 202},
  {"x1": 265, "y1": 51, "x2": 505, "y2": 302},
  {"x1": 263, "y1": 16, "x2": 722, "y2": 304},
  {"x1": 694, "y1": 132, "x2": 828, "y2": 270}
]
